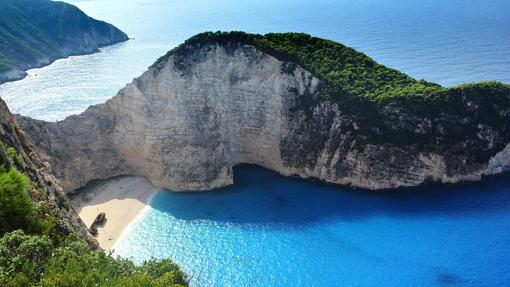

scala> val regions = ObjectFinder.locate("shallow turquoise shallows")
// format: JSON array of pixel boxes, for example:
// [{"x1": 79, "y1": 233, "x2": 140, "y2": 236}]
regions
[{"x1": 113, "y1": 166, "x2": 510, "y2": 287}]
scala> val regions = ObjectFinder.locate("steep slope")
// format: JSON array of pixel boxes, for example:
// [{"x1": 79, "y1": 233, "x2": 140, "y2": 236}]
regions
[
  {"x1": 0, "y1": 0, "x2": 128, "y2": 84},
  {"x1": 0, "y1": 98, "x2": 95, "y2": 245},
  {"x1": 18, "y1": 32, "x2": 510, "y2": 192},
  {"x1": 0, "y1": 98, "x2": 189, "y2": 286}
]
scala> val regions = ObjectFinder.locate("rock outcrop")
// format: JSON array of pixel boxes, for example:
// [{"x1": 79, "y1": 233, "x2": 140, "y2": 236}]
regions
[
  {"x1": 0, "y1": 0, "x2": 128, "y2": 84},
  {"x1": 17, "y1": 33, "x2": 510, "y2": 192},
  {"x1": 0, "y1": 98, "x2": 96, "y2": 246}
]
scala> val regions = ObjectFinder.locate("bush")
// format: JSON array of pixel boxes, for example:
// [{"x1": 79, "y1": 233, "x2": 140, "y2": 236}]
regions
[
  {"x1": 0, "y1": 231, "x2": 188, "y2": 287},
  {"x1": 0, "y1": 169, "x2": 32, "y2": 233}
]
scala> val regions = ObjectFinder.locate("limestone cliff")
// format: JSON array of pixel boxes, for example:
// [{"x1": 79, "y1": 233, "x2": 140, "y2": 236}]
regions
[
  {"x1": 0, "y1": 98, "x2": 96, "y2": 246},
  {"x1": 0, "y1": 0, "x2": 128, "y2": 84},
  {"x1": 17, "y1": 32, "x2": 510, "y2": 192}
]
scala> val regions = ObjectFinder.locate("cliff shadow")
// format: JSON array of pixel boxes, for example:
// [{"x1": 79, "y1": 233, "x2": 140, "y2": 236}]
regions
[{"x1": 148, "y1": 164, "x2": 510, "y2": 226}]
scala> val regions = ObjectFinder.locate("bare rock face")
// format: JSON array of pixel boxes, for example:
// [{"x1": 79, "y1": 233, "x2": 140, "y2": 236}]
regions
[
  {"x1": 19, "y1": 44, "x2": 318, "y2": 191},
  {"x1": 17, "y1": 42, "x2": 510, "y2": 192}
]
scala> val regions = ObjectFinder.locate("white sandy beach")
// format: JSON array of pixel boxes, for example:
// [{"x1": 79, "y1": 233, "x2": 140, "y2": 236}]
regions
[{"x1": 71, "y1": 176, "x2": 159, "y2": 250}]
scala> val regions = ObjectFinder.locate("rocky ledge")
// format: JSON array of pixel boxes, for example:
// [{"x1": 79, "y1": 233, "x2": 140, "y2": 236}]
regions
[{"x1": 17, "y1": 32, "x2": 510, "y2": 192}]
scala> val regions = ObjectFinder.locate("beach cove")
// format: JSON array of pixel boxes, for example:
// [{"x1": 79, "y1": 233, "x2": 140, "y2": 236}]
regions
[
  {"x1": 71, "y1": 177, "x2": 159, "y2": 250},
  {"x1": 69, "y1": 165, "x2": 510, "y2": 285},
  {"x1": 106, "y1": 166, "x2": 510, "y2": 286}
]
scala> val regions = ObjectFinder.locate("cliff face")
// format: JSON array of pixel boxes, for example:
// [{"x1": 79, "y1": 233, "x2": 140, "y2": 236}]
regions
[
  {"x1": 0, "y1": 99, "x2": 95, "y2": 245},
  {"x1": 19, "y1": 44, "x2": 319, "y2": 191},
  {"x1": 17, "y1": 38, "x2": 510, "y2": 192},
  {"x1": 0, "y1": 0, "x2": 128, "y2": 84}
]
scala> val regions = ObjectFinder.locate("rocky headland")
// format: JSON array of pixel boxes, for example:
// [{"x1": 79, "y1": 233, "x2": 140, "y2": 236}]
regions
[
  {"x1": 0, "y1": 0, "x2": 128, "y2": 84},
  {"x1": 17, "y1": 32, "x2": 510, "y2": 192}
]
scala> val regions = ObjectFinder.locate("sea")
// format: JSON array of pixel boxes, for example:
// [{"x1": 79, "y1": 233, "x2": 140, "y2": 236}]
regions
[{"x1": 1, "y1": 0, "x2": 509, "y2": 286}]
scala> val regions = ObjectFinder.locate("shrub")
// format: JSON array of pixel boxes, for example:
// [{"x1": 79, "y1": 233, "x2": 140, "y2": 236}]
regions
[
  {"x1": 0, "y1": 169, "x2": 32, "y2": 233},
  {"x1": 6, "y1": 147, "x2": 24, "y2": 170},
  {"x1": 0, "y1": 231, "x2": 188, "y2": 287}
]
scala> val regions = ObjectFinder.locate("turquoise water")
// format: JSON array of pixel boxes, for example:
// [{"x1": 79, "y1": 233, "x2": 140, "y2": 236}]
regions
[
  {"x1": 1, "y1": 0, "x2": 509, "y2": 286},
  {"x1": 114, "y1": 166, "x2": 510, "y2": 287},
  {"x1": 0, "y1": 0, "x2": 509, "y2": 120}
]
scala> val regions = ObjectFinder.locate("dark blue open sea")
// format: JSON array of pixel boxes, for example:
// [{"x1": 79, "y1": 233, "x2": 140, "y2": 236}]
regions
[{"x1": 1, "y1": 0, "x2": 509, "y2": 286}]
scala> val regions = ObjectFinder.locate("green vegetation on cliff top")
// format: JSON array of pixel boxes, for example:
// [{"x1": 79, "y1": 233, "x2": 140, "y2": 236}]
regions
[
  {"x1": 152, "y1": 32, "x2": 510, "y2": 161},
  {"x1": 152, "y1": 31, "x2": 509, "y2": 103},
  {"x1": 0, "y1": 143, "x2": 188, "y2": 287}
]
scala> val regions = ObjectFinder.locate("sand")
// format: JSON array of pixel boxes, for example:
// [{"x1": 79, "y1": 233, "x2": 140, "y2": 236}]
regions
[{"x1": 71, "y1": 176, "x2": 159, "y2": 250}]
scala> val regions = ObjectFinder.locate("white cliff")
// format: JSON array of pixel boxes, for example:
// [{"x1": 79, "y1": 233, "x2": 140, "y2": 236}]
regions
[{"x1": 17, "y1": 37, "x2": 510, "y2": 192}]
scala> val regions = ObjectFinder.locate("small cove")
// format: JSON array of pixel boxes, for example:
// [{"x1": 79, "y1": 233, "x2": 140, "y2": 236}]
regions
[{"x1": 113, "y1": 165, "x2": 510, "y2": 287}]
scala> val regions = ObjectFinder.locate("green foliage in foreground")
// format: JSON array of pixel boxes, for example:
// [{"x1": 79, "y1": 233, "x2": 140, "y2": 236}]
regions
[
  {"x1": 0, "y1": 169, "x2": 32, "y2": 233},
  {"x1": 0, "y1": 143, "x2": 57, "y2": 237},
  {"x1": 0, "y1": 144, "x2": 188, "y2": 287},
  {"x1": 152, "y1": 31, "x2": 509, "y2": 107},
  {"x1": 0, "y1": 231, "x2": 188, "y2": 287}
]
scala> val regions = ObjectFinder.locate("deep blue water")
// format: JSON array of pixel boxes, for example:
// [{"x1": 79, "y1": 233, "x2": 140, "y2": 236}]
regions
[{"x1": 113, "y1": 166, "x2": 510, "y2": 287}]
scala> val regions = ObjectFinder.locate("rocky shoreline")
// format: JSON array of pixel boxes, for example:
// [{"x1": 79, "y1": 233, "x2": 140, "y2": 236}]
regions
[{"x1": 0, "y1": 39, "x2": 129, "y2": 85}]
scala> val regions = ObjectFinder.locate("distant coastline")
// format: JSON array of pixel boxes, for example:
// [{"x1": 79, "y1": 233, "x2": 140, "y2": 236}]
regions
[
  {"x1": 0, "y1": 0, "x2": 129, "y2": 85},
  {"x1": 0, "y1": 39, "x2": 129, "y2": 85}
]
